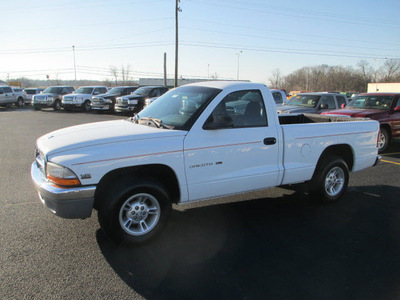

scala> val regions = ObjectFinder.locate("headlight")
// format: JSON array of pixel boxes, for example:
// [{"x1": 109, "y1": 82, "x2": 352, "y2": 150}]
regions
[
  {"x1": 128, "y1": 99, "x2": 138, "y2": 105},
  {"x1": 46, "y1": 162, "x2": 81, "y2": 187}
]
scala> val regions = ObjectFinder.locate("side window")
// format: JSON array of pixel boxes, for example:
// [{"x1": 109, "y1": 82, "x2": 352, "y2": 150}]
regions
[
  {"x1": 149, "y1": 89, "x2": 158, "y2": 97},
  {"x1": 0, "y1": 88, "x2": 4, "y2": 94},
  {"x1": 336, "y1": 96, "x2": 346, "y2": 108},
  {"x1": 93, "y1": 88, "x2": 100, "y2": 95},
  {"x1": 208, "y1": 90, "x2": 267, "y2": 128},
  {"x1": 4, "y1": 87, "x2": 13, "y2": 93},
  {"x1": 101, "y1": 87, "x2": 107, "y2": 94},
  {"x1": 161, "y1": 88, "x2": 169, "y2": 95},
  {"x1": 272, "y1": 92, "x2": 283, "y2": 104},
  {"x1": 395, "y1": 97, "x2": 400, "y2": 108},
  {"x1": 61, "y1": 88, "x2": 68, "y2": 94},
  {"x1": 320, "y1": 95, "x2": 335, "y2": 109}
]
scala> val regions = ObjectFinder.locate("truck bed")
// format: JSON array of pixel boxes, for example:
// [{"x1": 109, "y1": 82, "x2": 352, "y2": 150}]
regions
[{"x1": 278, "y1": 113, "x2": 369, "y2": 125}]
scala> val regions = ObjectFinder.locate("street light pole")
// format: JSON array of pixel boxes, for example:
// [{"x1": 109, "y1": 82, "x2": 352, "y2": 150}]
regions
[
  {"x1": 236, "y1": 50, "x2": 242, "y2": 80},
  {"x1": 72, "y1": 45, "x2": 77, "y2": 87}
]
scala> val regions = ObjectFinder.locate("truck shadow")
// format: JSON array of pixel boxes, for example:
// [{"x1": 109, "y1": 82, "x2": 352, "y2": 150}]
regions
[{"x1": 96, "y1": 185, "x2": 400, "y2": 300}]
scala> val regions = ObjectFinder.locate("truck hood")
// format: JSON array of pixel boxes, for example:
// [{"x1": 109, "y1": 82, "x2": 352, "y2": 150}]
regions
[
  {"x1": 322, "y1": 108, "x2": 386, "y2": 119},
  {"x1": 65, "y1": 93, "x2": 92, "y2": 98},
  {"x1": 95, "y1": 93, "x2": 119, "y2": 99},
  {"x1": 37, "y1": 120, "x2": 187, "y2": 157}
]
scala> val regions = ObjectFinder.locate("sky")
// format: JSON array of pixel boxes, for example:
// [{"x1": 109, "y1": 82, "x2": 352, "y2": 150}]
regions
[{"x1": 1, "y1": 0, "x2": 399, "y2": 85}]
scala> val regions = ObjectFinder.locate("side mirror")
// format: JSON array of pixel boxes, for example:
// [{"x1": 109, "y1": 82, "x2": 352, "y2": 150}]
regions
[
  {"x1": 0, "y1": 91, "x2": 3, "y2": 95},
  {"x1": 203, "y1": 114, "x2": 234, "y2": 130}
]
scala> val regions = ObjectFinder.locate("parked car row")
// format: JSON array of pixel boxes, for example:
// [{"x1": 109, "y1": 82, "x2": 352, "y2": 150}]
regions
[{"x1": 29, "y1": 85, "x2": 169, "y2": 115}]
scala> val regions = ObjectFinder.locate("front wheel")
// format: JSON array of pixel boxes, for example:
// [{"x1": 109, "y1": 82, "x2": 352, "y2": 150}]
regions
[
  {"x1": 83, "y1": 100, "x2": 91, "y2": 112},
  {"x1": 97, "y1": 178, "x2": 171, "y2": 245},
  {"x1": 53, "y1": 100, "x2": 61, "y2": 111},
  {"x1": 307, "y1": 156, "x2": 349, "y2": 204}
]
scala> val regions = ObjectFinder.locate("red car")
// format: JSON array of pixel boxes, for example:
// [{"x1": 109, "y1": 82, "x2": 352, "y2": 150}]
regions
[{"x1": 322, "y1": 93, "x2": 400, "y2": 153}]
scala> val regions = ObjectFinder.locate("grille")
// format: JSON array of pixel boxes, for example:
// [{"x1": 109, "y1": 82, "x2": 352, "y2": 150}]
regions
[
  {"x1": 35, "y1": 95, "x2": 46, "y2": 101},
  {"x1": 35, "y1": 148, "x2": 45, "y2": 175}
]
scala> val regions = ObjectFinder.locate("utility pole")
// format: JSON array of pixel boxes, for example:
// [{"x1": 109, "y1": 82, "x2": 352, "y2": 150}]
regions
[
  {"x1": 164, "y1": 52, "x2": 167, "y2": 87},
  {"x1": 236, "y1": 50, "x2": 243, "y2": 80},
  {"x1": 175, "y1": 0, "x2": 181, "y2": 87},
  {"x1": 72, "y1": 45, "x2": 77, "y2": 88}
]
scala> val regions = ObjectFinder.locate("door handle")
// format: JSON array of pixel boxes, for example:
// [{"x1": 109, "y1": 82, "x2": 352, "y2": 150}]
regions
[{"x1": 264, "y1": 137, "x2": 276, "y2": 145}]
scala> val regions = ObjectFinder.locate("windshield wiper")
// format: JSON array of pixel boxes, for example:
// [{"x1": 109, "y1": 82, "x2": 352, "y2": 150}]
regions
[{"x1": 138, "y1": 117, "x2": 174, "y2": 129}]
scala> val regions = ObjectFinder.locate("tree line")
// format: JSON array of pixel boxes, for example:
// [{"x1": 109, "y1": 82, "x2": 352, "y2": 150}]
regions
[{"x1": 269, "y1": 59, "x2": 400, "y2": 93}]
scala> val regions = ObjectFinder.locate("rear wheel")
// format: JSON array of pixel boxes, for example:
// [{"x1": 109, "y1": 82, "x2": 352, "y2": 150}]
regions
[
  {"x1": 97, "y1": 178, "x2": 172, "y2": 245},
  {"x1": 307, "y1": 156, "x2": 349, "y2": 204},
  {"x1": 16, "y1": 97, "x2": 24, "y2": 107},
  {"x1": 378, "y1": 128, "x2": 390, "y2": 153}
]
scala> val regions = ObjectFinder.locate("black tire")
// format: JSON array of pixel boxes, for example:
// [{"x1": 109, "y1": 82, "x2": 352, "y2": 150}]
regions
[
  {"x1": 378, "y1": 127, "x2": 390, "y2": 153},
  {"x1": 53, "y1": 100, "x2": 61, "y2": 111},
  {"x1": 34, "y1": 106, "x2": 41, "y2": 111},
  {"x1": 83, "y1": 100, "x2": 91, "y2": 112},
  {"x1": 16, "y1": 97, "x2": 24, "y2": 107},
  {"x1": 97, "y1": 178, "x2": 172, "y2": 245},
  {"x1": 307, "y1": 156, "x2": 349, "y2": 204}
]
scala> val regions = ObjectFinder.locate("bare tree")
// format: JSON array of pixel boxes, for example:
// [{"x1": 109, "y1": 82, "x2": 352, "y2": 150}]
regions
[
  {"x1": 269, "y1": 68, "x2": 283, "y2": 88},
  {"x1": 121, "y1": 64, "x2": 134, "y2": 85},
  {"x1": 109, "y1": 66, "x2": 118, "y2": 86},
  {"x1": 379, "y1": 59, "x2": 400, "y2": 82}
]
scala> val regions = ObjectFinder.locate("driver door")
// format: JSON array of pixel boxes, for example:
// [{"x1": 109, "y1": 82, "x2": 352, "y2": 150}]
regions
[{"x1": 183, "y1": 89, "x2": 281, "y2": 202}]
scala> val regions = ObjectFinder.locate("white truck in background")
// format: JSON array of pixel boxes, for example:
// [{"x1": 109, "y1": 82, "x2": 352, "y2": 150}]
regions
[
  {"x1": 0, "y1": 86, "x2": 25, "y2": 107},
  {"x1": 31, "y1": 81, "x2": 380, "y2": 245}
]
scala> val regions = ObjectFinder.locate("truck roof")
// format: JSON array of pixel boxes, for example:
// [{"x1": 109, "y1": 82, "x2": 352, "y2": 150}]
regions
[
  {"x1": 359, "y1": 92, "x2": 400, "y2": 96},
  {"x1": 185, "y1": 81, "x2": 265, "y2": 90}
]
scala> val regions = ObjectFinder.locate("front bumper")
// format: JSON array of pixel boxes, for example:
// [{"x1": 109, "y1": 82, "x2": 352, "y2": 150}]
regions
[
  {"x1": 115, "y1": 104, "x2": 138, "y2": 112},
  {"x1": 33, "y1": 102, "x2": 54, "y2": 108},
  {"x1": 91, "y1": 104, "x2": 112, "y2": 111},
  {"x1": 62, "y1": 102, "x2": 83, "y2": 108},
  {"x1": 31, "y1": 162, "x2": 96, "y2": 219}
]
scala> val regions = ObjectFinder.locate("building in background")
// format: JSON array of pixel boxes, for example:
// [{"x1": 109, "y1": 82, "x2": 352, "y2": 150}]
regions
[{"x1": 368, "y1": 83, "x2": 400, "y2": 93}]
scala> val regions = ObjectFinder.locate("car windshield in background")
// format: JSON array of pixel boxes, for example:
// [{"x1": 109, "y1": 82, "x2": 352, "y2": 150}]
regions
[
  {"x1": 74, "y1": 87, "x2": 94, "y2": 94},
  {"x1": 133, "y1": 87, "x2": 153, "y2": 96},
  {"x1": 287, "y1": 94, "x2": 320, "y2": 108},
  {"x1": 43, "y1": 87, "x2": 63, "y2": 94},
  {"x1": 25, "y1": 89, "x2": 38, "y2": 94},
  {"x1": 348, "y1": 95, "x2": 394, "y2": 110},
  {"x1": 136, "y1": 86, "x2": 221, "y2": 129},
  {"x1": 107, "y1": 87, "x2": 125, "y2": 94}
]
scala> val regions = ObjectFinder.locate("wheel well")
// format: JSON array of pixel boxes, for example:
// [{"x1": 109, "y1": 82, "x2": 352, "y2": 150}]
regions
[
  {"x1": 380, "y1": 124, "x2": 391, "y2": 137},
  {"x1": 94, "y1": 164, "x2": 180, "y2": 208},
  {"x1": 314, "y1": 144, "x2": 354, "y2": 174}
]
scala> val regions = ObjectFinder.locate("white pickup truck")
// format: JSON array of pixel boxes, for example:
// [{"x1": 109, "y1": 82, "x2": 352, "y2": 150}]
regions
[{"x1": 31, "y1": 81, "x2": 380, "y2": 244}]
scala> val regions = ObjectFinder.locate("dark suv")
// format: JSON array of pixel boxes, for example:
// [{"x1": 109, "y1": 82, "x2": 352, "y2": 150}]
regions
[
  {"x1": 32, "y1": 86, "x2": 75, "y2": 111},
  {"x1": 91, "y1": 86, "x2": 138, "y2": 113},
  {"x1": 115, "y1": 86, "x2": 169, "y2": 115}
]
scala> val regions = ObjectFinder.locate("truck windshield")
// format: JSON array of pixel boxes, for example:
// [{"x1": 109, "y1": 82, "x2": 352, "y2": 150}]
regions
[
  {"x1": 348, "y1": 95, "x2": 394, "y2": 110},
  {"x1": 287, "y1": 94, "x2": 320, "y2": 108},
  {"x1": 107, "y1": 87, "x2": 125, "y2": 94},
  {"x1": 135, "y1": 86, "x2": 221, "y2": 130},
  {"x1": 133, "y1": 87, "x2": 153, "y2": 96},
  {"x1": 43, "y1": 87, "x2": 63, "y2": 94},
  {"x1": 74, "y1": 87, "x2": 94, "y2": 94}
]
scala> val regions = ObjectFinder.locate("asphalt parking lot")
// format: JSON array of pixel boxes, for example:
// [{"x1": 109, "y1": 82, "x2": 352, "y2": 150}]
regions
[{"x1": 1, "y1": 106, "x2": 400, "y2": 300}]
